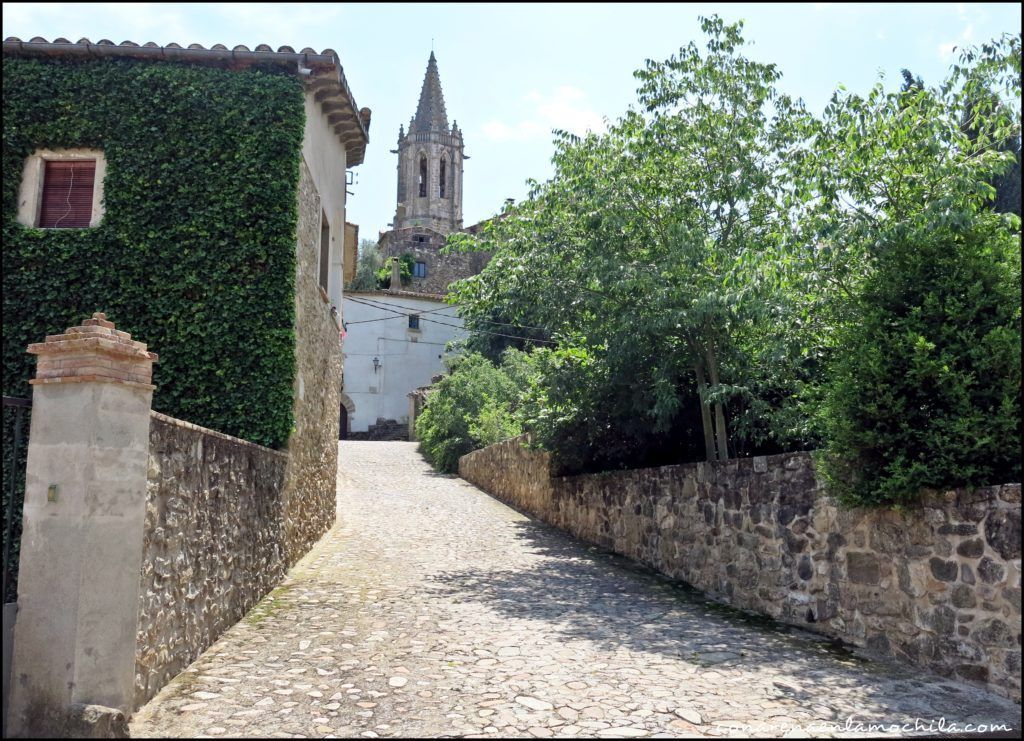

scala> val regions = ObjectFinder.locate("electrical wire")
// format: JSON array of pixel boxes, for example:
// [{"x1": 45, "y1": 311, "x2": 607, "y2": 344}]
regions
[
  {"x1": 343, "y1": 293, "x2": 552, "y2": 334},
  {"x1": 343, "y1": 294, "x2": 558, "y2": 345},
  {"x1": 343, "y1": 293, "x2": 460, "y2": 316}
]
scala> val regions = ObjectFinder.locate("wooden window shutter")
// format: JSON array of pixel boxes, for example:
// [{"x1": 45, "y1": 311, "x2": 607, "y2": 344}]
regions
[{"x1": 39, "y1": 160, "x2": 96, "y2": 228}]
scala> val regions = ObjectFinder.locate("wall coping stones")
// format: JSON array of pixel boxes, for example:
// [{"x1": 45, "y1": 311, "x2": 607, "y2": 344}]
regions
[{"x1": 150, "y1": 411, "x2": 288, "y2": 459}]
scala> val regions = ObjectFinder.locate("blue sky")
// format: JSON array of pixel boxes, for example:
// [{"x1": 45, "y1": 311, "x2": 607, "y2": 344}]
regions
[{"x1": 3, "y1": 3, "x2": 1020, "y2": 238}]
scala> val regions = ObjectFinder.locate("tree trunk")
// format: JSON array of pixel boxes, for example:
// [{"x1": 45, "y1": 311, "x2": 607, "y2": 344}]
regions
[
  {"x1": 694, "y1": 361, "x2": 717, "y2": 462},
  {"x1": 706, "y1": 348, "x2": 729, "y2": 461}
]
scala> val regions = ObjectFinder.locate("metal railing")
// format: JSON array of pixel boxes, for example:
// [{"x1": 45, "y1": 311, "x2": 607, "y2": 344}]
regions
[{"x1": 2, "y1": 396, "x2": 31, "y2": 605}]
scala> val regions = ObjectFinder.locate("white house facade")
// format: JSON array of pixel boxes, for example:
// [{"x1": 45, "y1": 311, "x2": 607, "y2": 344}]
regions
[{"x1": 341, "y1": 290, "x2": 466, "y2": 435}]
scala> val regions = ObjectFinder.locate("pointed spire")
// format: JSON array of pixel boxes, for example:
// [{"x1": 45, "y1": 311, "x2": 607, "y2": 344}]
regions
[{"x1": 412, "y1": 51, "x2": 448, "y2": 133}]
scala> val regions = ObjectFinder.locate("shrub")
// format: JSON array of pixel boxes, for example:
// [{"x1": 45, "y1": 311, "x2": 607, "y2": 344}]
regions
[
  {"x1": 818, "y1": 217, "x2": 1021, "y2": 506},
  {"x1": 415, "y1": 350, "x2": 533, "y2": 473}
]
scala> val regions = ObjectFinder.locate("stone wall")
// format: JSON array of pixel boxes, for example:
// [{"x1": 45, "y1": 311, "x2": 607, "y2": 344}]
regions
[
  {"x1": 285, "y1": 157, "x2": 342, "y2": 565},
  {"x1": 460, "y1": 437, "x2": 1022, "y2": 702},
  {"x1": 135, "y1": 413, "x2": 289, "y2": 708},
  {"x1": 379, "y1": 226, "x2": 490, "y2": 295}
]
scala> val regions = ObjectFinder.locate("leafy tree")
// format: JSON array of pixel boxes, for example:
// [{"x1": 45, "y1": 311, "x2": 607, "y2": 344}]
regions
[
  {"x1": 449, "y1": 16, "x2": 819, "y2": 471},
  {"x1": 900, "y1": 68, "x2": 924, "y2": 93},
  {"x1": 898, "y1": 63, "x2": 1019, "y2": 215},
  {"x1": 812, "y1": 36, "x2": 1021, "y2": 504},
  {"x1": 348, "y1": 238, "x2": 383, "y2": 291}
]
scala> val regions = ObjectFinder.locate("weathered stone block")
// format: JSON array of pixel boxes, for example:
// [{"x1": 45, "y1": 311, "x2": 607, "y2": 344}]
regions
[
  {"x1": 956, "y1": 537, "x2": 985, "y2": 559},
  {"x1": 847, "y1": 552, "x2": 881, "y2": 585},
  {"x1": 984, "y1": 509, "x2": 1021, "y2": 560},
  {"x1": 977, "y1": 557, "x2": 1006, "y2": 585},
  {"x1": 950, "y1": 584, "x2": 977, "y2": 609},
  {"x1": 929, "y1": 557, "x2": 959, "y2": 582},
  {"x1": 973, "y1": 618, "x2": 1015, "y2": 648}
]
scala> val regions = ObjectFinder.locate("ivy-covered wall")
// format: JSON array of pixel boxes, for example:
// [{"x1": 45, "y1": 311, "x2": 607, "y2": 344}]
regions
[{"x1": 2, "y1": 56, "x2": 306, "y2": 448}]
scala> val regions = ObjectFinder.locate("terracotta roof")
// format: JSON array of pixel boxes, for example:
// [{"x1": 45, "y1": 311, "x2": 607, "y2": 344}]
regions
[
  {"x1": 3, "y1": 36, "x2": 371, "y2": 165},
  {"x1": 344, "y1": 289, "x2": 449, "y2": 302}
]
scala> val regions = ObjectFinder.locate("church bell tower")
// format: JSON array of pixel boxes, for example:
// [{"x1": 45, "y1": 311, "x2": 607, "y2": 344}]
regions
[{"x1": 393, "y1": 52, "x2": 464, "y2": 233}]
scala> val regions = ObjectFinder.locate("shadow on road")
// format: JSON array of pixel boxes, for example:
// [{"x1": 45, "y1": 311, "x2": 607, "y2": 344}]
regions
[{"x1": 425, "y1": 515, "x2": 1008, "y2": 725}]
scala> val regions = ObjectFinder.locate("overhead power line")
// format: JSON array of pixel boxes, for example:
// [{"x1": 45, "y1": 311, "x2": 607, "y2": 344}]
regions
[
  {"x1": 344, "y1": 293, "x2": 551, "y2": 334},
  {"x1": 342, "y1": 294, "x2": 558, "y2": 345}
]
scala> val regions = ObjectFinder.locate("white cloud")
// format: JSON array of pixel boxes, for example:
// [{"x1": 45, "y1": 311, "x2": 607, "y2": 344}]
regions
[
  {"x1": 481, "y1": 85, "x2": 605, "y2": 142},
  {"x1": 938, "y1": 22, "x2": 974, "y2": 60}
]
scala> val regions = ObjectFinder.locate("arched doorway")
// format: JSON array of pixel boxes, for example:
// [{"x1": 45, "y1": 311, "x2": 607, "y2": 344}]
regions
[{"x1": 339, "y1": 393, "x2": 355, "y2": 440}]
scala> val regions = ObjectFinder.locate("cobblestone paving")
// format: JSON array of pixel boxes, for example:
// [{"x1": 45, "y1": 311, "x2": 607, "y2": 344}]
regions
[{"x1": 131, "y1": 441, "x2": 1020, "y2": 738}]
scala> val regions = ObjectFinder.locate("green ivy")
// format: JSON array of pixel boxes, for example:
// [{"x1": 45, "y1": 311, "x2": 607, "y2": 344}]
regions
[{"x1": 2, "y1": 56, "x2": 305, "y2": 449}]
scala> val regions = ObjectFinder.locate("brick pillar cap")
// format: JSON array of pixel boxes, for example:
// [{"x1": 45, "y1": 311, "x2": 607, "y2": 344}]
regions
[{"x1": 28, "y1": 312, "x2": 157, "y2": 389}]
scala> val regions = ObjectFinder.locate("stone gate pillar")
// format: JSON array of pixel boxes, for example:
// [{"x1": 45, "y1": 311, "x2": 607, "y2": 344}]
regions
[{"x1": 7, "y1": 313, "x2": 157, "y2": 737}]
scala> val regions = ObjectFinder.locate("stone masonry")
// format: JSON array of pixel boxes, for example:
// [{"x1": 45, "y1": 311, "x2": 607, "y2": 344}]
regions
[
  {"x1": 8, "y1": 314, "x2": 156, "y2": 737},
  {"x1": 131, "y1": 442, "x2": 1020, "y2": 738},
  {"x1": 135, "y1": 412, "x2": 289, "y2": 709},
  {"x1": 379, "y1": 226, "x2": 491, "y2": 295},
  {"x1": 376, "y1": 52, "x2": 494, "y2": 296},
  {"x1": 459, "y1": 437, "x2": 1022, "y2": 702},
  {"x1": 285, "y1": 157, "x2": 343, "y2": 565},
  {"x1": 348, "y1": 417, "x2": 409, "y2": 441}
]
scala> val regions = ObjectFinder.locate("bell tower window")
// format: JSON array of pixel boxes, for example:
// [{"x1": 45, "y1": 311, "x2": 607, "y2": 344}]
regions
[
  {"x1": 439, "y1": 157, "x2": 447, "y2": 198},
  {"x1": 419, "y1": 156, "x2": 427, "y2": 198}
]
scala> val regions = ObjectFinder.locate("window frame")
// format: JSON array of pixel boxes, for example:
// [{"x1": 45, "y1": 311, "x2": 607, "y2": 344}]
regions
[
  {"x1": 18, "y1": 148, "x2": 107, "y2": 229},
  {"x1": 408, "y1": 314, "x2": 421, "y2": 331},
  {"x1": 319, "y1": 209, "x2": 331, "y2": 295},
  {"x1": 413, "y1": 261, "x2": 427, "y2": 278}
]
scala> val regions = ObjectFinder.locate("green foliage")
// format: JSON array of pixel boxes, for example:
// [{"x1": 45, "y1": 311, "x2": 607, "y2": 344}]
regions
[
  {"x1": 2, "y1": 404, "x2": 30, "y2": 602},
  {"x1": 448, "y1": 16, "x2": 821, "y2": 473},
  {"x1": 348, "y1": 238, "x2": 384, "y2": 291},
  {"x1": 2, "y1": 56, "x2": 305, "y2": 448},
  {"x1": 818, "y1": 219, "x2": 1021, "y2": 506},
  {"x1": 376, "y1": 253, "x2": 414, "y2": 289},
  {"x1": 807, "y1": 35, "x2": 1021, "y2": 505},
  {"x1": 415, "y1": 350, "x2": 534, "y2": 473},
  {"x1": 445, "y1": 23, "x2": 1021, "y2": 504}
]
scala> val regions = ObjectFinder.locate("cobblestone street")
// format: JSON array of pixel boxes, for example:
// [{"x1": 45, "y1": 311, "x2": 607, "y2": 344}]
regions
[{"x1": 131, "y1": 441, "x2": 1020, "y2": 738}]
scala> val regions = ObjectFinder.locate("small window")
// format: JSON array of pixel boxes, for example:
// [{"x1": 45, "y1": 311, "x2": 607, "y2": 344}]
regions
[
  {"x1": 39, "y1": 160, "x2": 96, "y2": 228},
  {"x1": 319, "y1": 210, "x2": 330, "y2": 293},
  {"x1": 439, "y1": 157, "x2": 447, "y2": 198},
  {"x1": 408, "y1": 314, "x2": 420, "y2": 330},
  {"x1": 17, "y1": 149, "x2": 106, "y2": 229},
  {"x1": 413, "y1": 261, "x2": 427, "y2": 278},
  {"x1": 419, "y1": 156, "x2": 427, "y2": 198}
]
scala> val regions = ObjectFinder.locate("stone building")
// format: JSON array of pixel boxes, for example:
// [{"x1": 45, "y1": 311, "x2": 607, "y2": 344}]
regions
[
  {"x1": 377, "y1": 52, "x2": 491, "y2": 295},
  {"x1": 340, "y1": 289, "x2": 467, "y2": 437},
  {"x1": 3, "y1": 32, "x2": 371, "y2": 619},
  {"x1": 4, "y1": 36, "x2": 375, "y2": 734}
]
